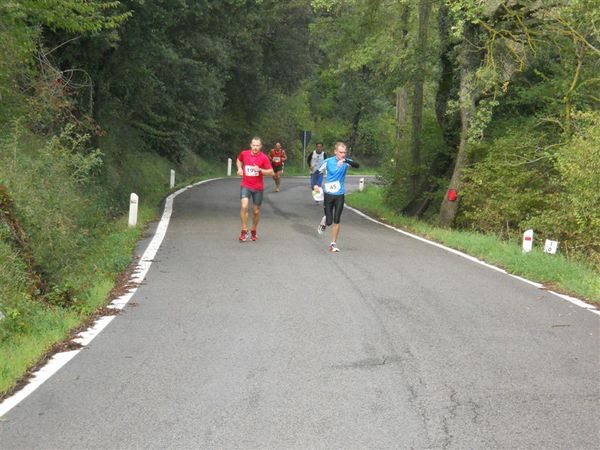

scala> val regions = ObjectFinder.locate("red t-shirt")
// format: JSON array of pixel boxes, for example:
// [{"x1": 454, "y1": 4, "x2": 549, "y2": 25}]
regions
[
  {"x1": 269, "y1": 149, "x2": 286, "y2": 167},
  {"x1": 237, "y1": 150, "x2": 272, "y2": 191}
]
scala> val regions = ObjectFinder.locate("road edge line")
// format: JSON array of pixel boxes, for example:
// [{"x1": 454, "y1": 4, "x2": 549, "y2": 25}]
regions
[
  {"x1": 346, "y1": 205, "x2": 600, "y2": 316},
  {"x1": 0, "y1": 178, "x2": 221, "y2": 418}
]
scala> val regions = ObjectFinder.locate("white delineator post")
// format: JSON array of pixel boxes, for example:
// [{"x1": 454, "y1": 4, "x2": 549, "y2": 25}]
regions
[
  {"x1": 128, "y1": 193, "x2": 139, "y2": 227},
  {"x1": 170, "y1": 169, "x2": 175, "y2": 188},
  {"x1": 358, "y1": 177, "x2": 365, "y2": 192},
  {"x1": 227, "y1": 158, "x2": 232, "y2": 176},
  {"x1": 522, "y1": 229, "x2": 534, "y2": 252}
]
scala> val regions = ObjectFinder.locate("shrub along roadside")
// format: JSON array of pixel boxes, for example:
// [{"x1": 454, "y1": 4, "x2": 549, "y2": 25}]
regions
[
  {"x1": 0, "y1": 170, "x2": 220, "y2": 398},
  {"x1": 0, "y1": 208, "x2": 140, "y2": 396},
  {"x1": 347, "y1": 186, "x2": 600, "y2": 304}
]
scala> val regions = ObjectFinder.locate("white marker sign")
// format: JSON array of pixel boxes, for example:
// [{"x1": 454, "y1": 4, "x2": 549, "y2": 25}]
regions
[{"x1": 544, "y1": 239, "x2": 558, "y2": 254}]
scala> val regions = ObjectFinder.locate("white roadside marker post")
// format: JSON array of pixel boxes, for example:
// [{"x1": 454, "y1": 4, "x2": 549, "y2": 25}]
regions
[
  {"x1": 128, "y1": 193, "x2": 139, "y2": 227},
  {"x1": 227, "y1": 158, "x2": 232, "y2": 176},
  {"x1": 522, "y1": 229, "x2": 534, "y2": 253},
  {"x1": 544, "y1": 239, "x2": 558, "y2": 254},
  {"x1": 170, "y1": 169, "x2": 175, "y2": 188},
  {"x1": 358, "y1": 177, "x2": 365, "y2": 192}
]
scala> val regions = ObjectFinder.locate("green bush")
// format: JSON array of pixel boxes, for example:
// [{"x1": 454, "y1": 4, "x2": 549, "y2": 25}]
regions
[
  {"x1": 458, "y1": 118, "x2": 555, "y2": 238},
  {"x1": 0, "y1": 124, "x2": 103, "y2": 286},
  {"x1": 525, "y1": 112, "x2": 600, "y2": 268},
  {"x1": 459, "y1": 113, "x2": 600, "y2": 269},
  {"x1": 381, "y1": 112, "x2": 450, "y2": 213}
]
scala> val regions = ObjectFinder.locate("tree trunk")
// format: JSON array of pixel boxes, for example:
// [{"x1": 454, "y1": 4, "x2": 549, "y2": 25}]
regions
[
  {"x1": 348, "y1": 65, "x2": 370, "y2": 155},
  {"x1": 348, "y1": 106, "x2": 361, "y2": 156},
  {"x1": 435, "y1": 2, "x2": 460, "y2": 154},
  {"x1": 395, "y1": 87, "x2": 408, "y2": 139},
  {"x1": 395, "y1": 5, "x2": 411, "y2": 141},
  {"x1": 408, "y1": 0, "x2": 432, "y2": 199},
  {"x1": 439, "y1": 22, "x2": 482, "y2": 227}
]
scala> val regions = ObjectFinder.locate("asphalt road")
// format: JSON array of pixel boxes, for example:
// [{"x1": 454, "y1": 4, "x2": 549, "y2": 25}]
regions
[{"x1": 1, "y1": 176, "x2": 599, "y2": 449}]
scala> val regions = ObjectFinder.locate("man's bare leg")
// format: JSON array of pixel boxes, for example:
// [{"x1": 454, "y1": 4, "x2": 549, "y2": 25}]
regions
[
  {"x1": 332, "y1": 223, "x2": 340, "y2": 243},
  {"x1": 251, "y1": 204, "x2": 261, "y2": 231},
  {"x1": 240, "y1": 197, "x2": 249, "y2": 231}
]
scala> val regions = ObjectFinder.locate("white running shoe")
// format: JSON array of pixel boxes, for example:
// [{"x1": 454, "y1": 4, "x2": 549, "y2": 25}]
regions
[
  {"x1": 317, "y1": 216, "x2": 326, "y2": 234},
  {"x1": 328, "y1": 242, "x2": 340, "y2": 252}
]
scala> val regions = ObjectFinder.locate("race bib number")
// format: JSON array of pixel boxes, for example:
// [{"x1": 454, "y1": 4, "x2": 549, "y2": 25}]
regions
[
  {"x1": 245, "y1": 165, "x2": 260, "y2": 176},
  {"x1": 272, "y1": 156, "x2": 281, "y2": 163},
  {"x1": 325, "y1": 181, "x2": 341, "y2": 193}
]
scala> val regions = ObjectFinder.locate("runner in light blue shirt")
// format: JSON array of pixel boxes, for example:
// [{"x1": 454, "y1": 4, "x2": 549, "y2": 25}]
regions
[{"x1": 314, "y1": 141, "x2": 359, "y2": 252}]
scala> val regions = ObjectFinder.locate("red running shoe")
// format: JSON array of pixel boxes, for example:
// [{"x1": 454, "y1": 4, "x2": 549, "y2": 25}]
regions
[
  {"x1": 239, "y1": 230, "x2": 248, "y2": 242},
  {"x1": 250, "y1": 230, "x2": 257, "y2": 241}
]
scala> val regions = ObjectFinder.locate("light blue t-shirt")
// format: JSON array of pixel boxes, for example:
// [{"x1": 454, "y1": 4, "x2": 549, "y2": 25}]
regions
[{"x1": 318, "y1": 157, "x2": 351, "y2": 196}]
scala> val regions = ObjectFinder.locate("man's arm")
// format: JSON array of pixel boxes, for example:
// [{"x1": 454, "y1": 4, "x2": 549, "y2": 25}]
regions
[
  {"x1": 261, "y1": 166, "x2": 274, "y2": 176},
  {"x1": 345, "y1": 158, "x2": 360, "y2": 169},
  {"x1": 261, "y1": 156, "x2": 274, "y2": 176},
  {"x1": 307, "y1": 152, "x2": 312, "y2": 167},
  {"x1": 236, "y1": 158, "x2": 243, "y2": 176}
]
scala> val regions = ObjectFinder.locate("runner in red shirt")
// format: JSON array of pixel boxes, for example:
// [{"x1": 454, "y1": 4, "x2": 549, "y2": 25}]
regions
[
  {"x1": 268, "y1": 141, "x2": 287, "y2": 192},
  {"x1": 236, "y1": 136, "x2": 274, "y2": 242}
]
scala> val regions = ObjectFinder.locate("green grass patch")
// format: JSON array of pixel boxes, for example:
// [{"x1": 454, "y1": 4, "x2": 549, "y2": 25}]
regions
[
  {"x1": 347, "y1": 186, "x2": 600, "y2": 303},
  {"x1": 0, "y1": 307, "x2": 80, "y2": 395}
]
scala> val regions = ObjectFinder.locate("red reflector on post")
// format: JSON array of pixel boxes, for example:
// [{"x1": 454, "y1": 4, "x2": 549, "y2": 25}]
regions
[
  {"x1": 524, "y1": 236, "x2": 532, "y2": 241},
  {"x1": 447, "y1": 188, "x2": 457, "y2": 202}
]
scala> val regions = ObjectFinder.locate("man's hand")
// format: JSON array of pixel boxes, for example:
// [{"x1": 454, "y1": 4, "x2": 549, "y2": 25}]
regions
[{"x1": 237, "y1": 167, "x2": 243, "y2": 176}]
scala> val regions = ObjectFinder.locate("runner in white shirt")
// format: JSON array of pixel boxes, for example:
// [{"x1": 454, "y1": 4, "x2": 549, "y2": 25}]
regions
[{"x1": 307, "y1": 142, "x2": 327, "y2": 202}]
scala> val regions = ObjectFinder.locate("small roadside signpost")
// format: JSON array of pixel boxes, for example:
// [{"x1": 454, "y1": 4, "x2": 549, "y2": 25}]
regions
[{"x1": 300, "y1": 130, "x2": 311, "y2": 170}]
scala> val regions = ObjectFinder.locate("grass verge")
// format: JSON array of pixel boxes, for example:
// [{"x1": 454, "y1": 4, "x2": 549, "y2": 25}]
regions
[
  {"x1": 0, "y1": 171, "x2": 219, "y2": 398},
  {"x1": 347, "y1": 186, "x2": 600, "y2": 304}
]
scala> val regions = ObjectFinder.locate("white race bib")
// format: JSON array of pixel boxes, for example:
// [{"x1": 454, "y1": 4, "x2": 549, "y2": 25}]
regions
[
  {"x1": 245, "y1": 165, "x2": 260, "y2": 176},
  {"x1": 325, "y1": 181, "x2": 341, "y2": 193},
  {"x1": 273, "y1": 156, "x2": 281, "y2": 163}
]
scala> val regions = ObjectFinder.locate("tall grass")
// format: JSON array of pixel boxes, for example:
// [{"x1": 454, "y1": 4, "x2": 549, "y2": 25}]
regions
[{"x1": 348, "y1": 186, "x2": 600, "y2": 303}]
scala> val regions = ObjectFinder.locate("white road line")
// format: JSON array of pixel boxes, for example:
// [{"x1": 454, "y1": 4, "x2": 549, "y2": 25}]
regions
[
  {"x1": 0, "y1": 178, "x2": 219, "y2": 418},
  {"x1": 346, "y1": 206, "x2": 599, "y2": 315}
]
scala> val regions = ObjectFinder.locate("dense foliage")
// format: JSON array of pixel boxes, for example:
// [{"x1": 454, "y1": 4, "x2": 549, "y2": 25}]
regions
[
  {"x1": 308, "y1": 0, "x2": 599, "y2": 266},
  {"x1": 0, "y1": 0, "x2": 315, "y2": 333}
]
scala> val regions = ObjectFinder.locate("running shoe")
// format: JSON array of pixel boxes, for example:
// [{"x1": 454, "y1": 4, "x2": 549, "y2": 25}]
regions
[
  {"x1": 317, "y1": 216, "x2": 326, "y2": 234},
  {"x1": 328, "y1": 242, "x2": 340, "y2": 252},
  {"x1": 250, "y1": 230, "x2": 257, "y2": 241},
  {"x1": 239, "y1": 230, "x2": 248, "y2": 242}
]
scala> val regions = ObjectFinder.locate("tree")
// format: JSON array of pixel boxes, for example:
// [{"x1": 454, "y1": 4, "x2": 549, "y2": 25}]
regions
[{"x1": 438, "y1": 19, "x2": 482, "y2": 227}]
